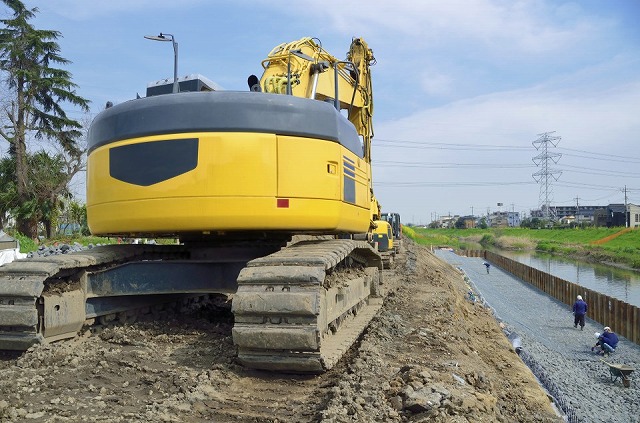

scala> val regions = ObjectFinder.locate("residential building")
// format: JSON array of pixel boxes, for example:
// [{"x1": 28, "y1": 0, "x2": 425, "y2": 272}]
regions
[
  {"x1": 488, "y1": 211, "x2": 520, "y2": 227},
  {"x1": 593, "y1": 203, "x2": 640, "y2": 227}
]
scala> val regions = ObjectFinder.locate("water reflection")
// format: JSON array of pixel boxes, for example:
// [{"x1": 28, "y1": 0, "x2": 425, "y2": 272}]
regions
[{"x1": 497, "y1": 250, "x2": 640, "y2": 307}]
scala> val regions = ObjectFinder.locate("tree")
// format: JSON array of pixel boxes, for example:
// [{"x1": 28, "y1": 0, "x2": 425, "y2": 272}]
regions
[
  {"x1": 28, "y1": 150, "x2": 72, "y2": 237},
  {"x1": 0, "y1": 156, "x2": 16, "y2": 228},
  {"x1": 0, "y1": 151, "x2": 73, "y2": 236},
  {"x1": 70, "y1": 200, "x2": 87, "y2": 234},
  {"x1": 0, "y1": 0, "x2": 89, "y2": 238}
]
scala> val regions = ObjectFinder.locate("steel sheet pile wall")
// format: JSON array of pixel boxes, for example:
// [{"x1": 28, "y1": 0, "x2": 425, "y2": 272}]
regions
[{"x1": 460, "y1": 250, "x2": 640, "y2": 345}]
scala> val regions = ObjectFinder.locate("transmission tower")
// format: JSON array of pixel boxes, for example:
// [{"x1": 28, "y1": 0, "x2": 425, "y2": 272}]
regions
[{"x1": 532, "y1": 131, "x2": 562, "y2": 220}]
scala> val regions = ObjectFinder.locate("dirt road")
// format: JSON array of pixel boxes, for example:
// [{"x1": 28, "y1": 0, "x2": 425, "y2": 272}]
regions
[{"x1": 0, "y1": 240, "x2": 562, "y2": 422}]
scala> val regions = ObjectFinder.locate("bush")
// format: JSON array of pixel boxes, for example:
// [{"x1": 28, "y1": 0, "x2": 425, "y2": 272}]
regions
[
  {"x1": 11, "y1": 232, "x2": 38, "y2": 253},
  {"x1": 536, "y1": 241, "x2": 557, "y2": 253},
  {"x1": 479, "y1": 234, "x2": 495, "y2": 246}
]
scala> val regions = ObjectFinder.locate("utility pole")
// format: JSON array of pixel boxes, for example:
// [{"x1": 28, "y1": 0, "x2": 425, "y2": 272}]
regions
[
  {"x1": 624, "y1": 185, "x2": 628, "y2": 227},
  {"x1": 574, "y1": 196, "x2": 580, "y2": 225},
  {"x1": 532, "y1": 131, "x2": 562, "y2": 221}
]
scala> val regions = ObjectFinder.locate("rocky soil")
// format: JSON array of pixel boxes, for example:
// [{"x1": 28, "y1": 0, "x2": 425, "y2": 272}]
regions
[{"x1": 0, "y1": 240, "x2": 562, "y2": 422}]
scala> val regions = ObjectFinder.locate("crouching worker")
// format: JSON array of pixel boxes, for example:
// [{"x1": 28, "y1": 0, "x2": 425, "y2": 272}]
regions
[{"x1": 592, "y1": 326, "x2": 619, "y2": 356}]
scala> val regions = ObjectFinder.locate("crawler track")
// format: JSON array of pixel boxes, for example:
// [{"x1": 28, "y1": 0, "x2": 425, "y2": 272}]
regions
[
  {"x1": 1, "y1": 239, "x2": 384, "y2": 373},
  {"x1": 232, "y1": 239, "x2": 383, "y2": 373},
  {"x1": 0, "y1": 245, "x2": 191, "y2": 350}
]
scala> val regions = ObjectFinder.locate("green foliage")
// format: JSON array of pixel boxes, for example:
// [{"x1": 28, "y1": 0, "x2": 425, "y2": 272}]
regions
[
  {"x1": 0, "y1": 157, "x2": 16, "y2": 228},
  {"x1": 480, "y1": 234, "x2": 495, "y2": 246},
  {"x1": 1, "y1": 151, "x2": 76, "y2": 236},
  {"x1": 0, "y1": 0, "x2": 90, "y2": 238},
  {"x1": 8, "y1": 231, "x2": 37, "y2": 253},
  {"x1": 408, "y1": 227, "x2": 465, "y2": 249},
  {"x1": 46, "y1": 234, "x2": 116, "y2": 247},
  {"x1": 68, "y1": 201, "x2": 88, "y2": 234},
  {"x1": 413, "y1": 227, "x2": 640, "y2": 269},
  {"x1": 402, "y1": 225, "x2": 416, "y2": 239},
  {"x1": 536, "y1": 241, "x2": 557, "y2": 253}
]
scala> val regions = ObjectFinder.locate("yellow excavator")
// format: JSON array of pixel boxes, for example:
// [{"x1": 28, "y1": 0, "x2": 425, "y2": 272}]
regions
[{"x1": 0, "y1": 37, "x2": 383, "y2": 373}]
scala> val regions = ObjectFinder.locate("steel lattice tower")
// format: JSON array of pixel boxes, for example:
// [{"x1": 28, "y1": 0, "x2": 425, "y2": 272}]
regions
[{"x1": 532, "y1": 131, "x2": 562, "y2": 220}]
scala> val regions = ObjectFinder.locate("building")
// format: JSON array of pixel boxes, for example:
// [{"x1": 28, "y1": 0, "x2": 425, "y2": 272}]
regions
[
  {"x1": 488, "y1": 211, "x2": 520, "y2": 227},
  {"x1": 460, "y1": 216, "x2": 476, "y2": 229},
  {"x1": 531, "y1": 205, "x2": 602, "y2": 223},
  {"x1": 593, "y1": 203, "x2": 640, "y2": 227},
  {"x1": 628, "y1": 204, "x2": 640, "y2": 228},
  {"x1": 593, "y1": 209, "x2": 608, "y2": 227},
  {"x1": 506, "y1": 211, "x2": 521, "y2": 227}
]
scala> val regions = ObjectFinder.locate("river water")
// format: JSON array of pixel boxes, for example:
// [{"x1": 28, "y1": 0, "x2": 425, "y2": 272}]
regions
[{"x1": 496, "y1": 250, "x2": 640, "y2": 307}]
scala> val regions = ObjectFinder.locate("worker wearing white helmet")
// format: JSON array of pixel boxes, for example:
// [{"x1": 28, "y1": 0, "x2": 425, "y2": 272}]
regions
[
  {"x1": 592, "y1": 326, "x2": 619, "y2": 356},
  {"x1": 572, "y1": 295, "x2": 588, "y2": 331}
]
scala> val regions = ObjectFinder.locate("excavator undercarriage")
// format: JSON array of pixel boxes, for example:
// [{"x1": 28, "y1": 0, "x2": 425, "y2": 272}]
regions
[{"x1": 0, "y1": 239, "x2": 383, "y2": 373}]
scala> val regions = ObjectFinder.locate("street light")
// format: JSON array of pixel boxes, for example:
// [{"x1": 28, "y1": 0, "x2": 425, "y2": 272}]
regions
[
  {"x1": 144, "y1": 32, "x2": 179, "y2": 94},
  {"x1": 286, "y1": 49, "x2": 314, "y2": 95}
]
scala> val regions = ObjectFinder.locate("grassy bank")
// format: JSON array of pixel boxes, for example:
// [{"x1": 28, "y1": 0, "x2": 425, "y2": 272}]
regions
[
  {"x1": 403, "y1": 226, "x2": 640, "y2": 269},
  {"x1": 7, "y1": 226, "x2": 640, "y2": 270}
]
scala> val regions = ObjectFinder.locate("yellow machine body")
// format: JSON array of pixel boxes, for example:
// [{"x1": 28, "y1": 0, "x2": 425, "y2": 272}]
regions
[
  {"x1": 86, "y1": 37, "x2": 377, "y2": 240},
  {"x1": 87, "y1": 132, "x2": 371, "y2": 235},
  {"x1": 371, "y1": 220, "x2": 394, "y2": 252}
]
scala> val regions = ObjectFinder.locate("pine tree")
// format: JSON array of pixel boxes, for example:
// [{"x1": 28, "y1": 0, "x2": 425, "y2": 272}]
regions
[{"x1": 0, "y1": 0, "x2": 89, "y2": 238}]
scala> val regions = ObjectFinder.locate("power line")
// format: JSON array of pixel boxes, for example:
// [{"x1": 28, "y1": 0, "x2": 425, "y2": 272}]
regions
[
  {"x1": 374, "y1": 161, "x2": 640, "y2": 177},
  {"x1": 561, "y1": 168, "x2": 640, "y2": 179},
  {"x1": 374, "y1": 138, "x2": 640, "y2": 164},
  {"x1": 374, "y1": 160, "x2": 534, "y2": 169},
  {"x1": 374, "y1": 181, "x2": 536, "y2": 187},
  {"x1": 558, "y1": 147, "x2": 640, "y2": 162},
  {"x1": 374, "y1": 139, "x2": 532, "y2": 151},
  {"x1": 560, "y1": 152, "x2": 640, "y2": 164}
]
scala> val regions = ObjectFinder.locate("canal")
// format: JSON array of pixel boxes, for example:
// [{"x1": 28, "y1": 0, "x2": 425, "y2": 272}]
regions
[{"x1": 496, "y1": 250, "x2": 640, "y2": 308}]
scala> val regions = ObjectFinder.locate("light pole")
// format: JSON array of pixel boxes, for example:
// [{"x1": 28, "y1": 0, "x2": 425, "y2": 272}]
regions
[
  {"x1": 286, "y1": 49, "x2": 314, "y2": 95},
  {"x1": 144, "y1": 33, "x2": 179, "y2": 93}
]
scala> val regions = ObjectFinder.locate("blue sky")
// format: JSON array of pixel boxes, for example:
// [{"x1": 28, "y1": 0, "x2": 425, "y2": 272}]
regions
[{"x1": 14, "y1": 0, "x2": 640, "y2": 225}]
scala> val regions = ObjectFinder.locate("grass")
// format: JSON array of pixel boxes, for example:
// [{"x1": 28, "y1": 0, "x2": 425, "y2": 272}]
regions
[
  {"x1": 6, "y1": 231, "x2": 179, "y2": 254},
  {"x1": 405, "y1": 226, "x2": 640, "y2": 269},
  {"x1": 9, "y1": 225, "x2": 640, "y2": 269},
  {"x1": 8, "y1": 232, "x2": 118, "y2": 253}
]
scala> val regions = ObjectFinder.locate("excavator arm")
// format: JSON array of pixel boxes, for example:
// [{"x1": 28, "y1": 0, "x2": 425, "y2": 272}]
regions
[{"x1": 258, "y1": 37, "x2": 375, "y2": 162}]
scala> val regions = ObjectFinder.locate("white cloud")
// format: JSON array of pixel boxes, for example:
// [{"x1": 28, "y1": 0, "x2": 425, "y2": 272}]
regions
[
  {"x1": 25, "y1": 0, "x2": 206, "y2": 20},
  {"x1": 419, "y1": 70, "x2": 454, "y2": 97},
  {"x1": 378, "y1": 73, "x2": 640, "y2": 151},
  {"x1": 12, "y1": 0, "x2": 635, "y2": 219},
  {"x1": 372, "y1": 60, "x2": 640, "y2": 220},
  {"x1": 277, "y1": 0, "x2": 604, "y2": 57}
]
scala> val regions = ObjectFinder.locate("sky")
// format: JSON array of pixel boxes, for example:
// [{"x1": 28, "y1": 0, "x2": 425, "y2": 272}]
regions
[{"x1": 9, "y1": 0, "x2": 640, "y2": 225}]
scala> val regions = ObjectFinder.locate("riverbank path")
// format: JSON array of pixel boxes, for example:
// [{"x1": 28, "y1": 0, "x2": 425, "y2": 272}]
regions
[{"x1": 435, "y1": 248, "x2": 640, "y2": 423}]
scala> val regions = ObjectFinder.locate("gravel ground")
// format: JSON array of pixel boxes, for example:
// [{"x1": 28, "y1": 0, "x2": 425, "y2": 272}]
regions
[
  {"x1": 0, "y1": 241, "x2": 564, "y2": 422},
  {"x1": 435, "y1": 249, "x2": 640, "y2": 423}
]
